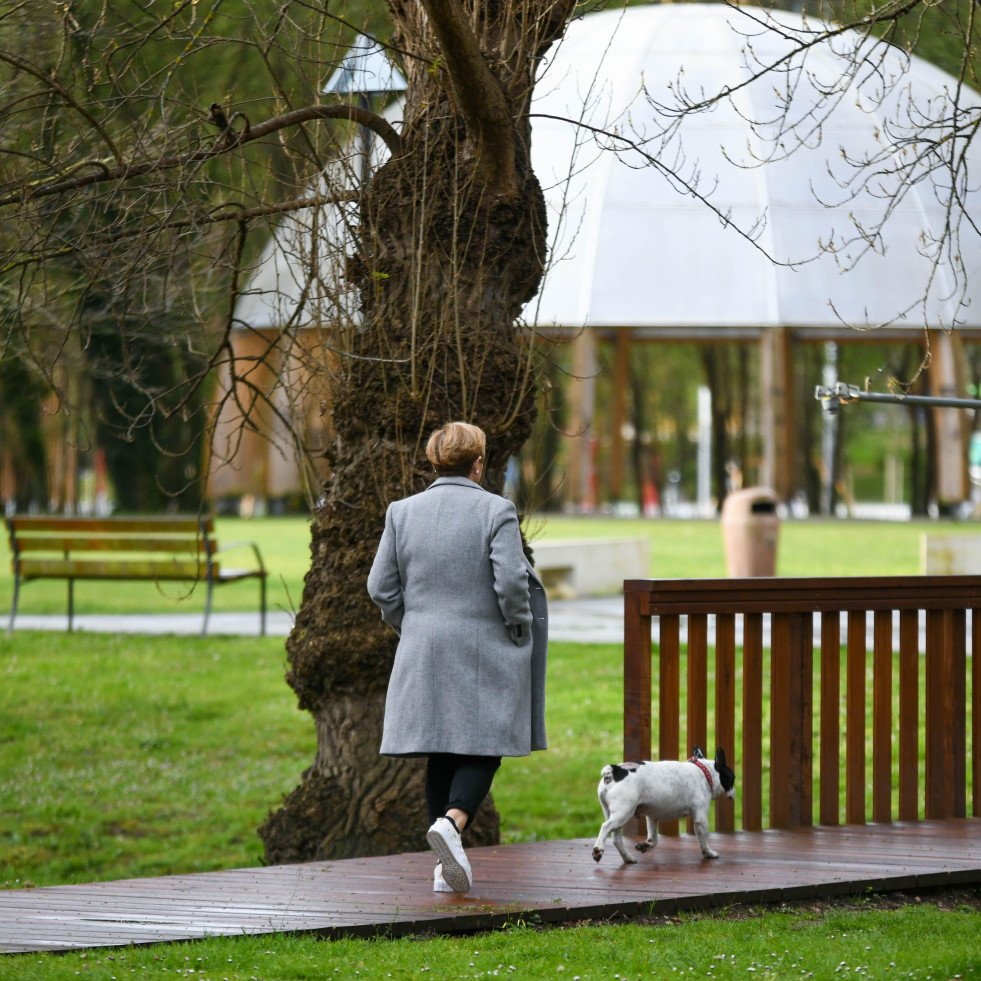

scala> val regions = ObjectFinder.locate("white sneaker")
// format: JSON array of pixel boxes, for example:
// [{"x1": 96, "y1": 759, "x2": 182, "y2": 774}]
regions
[
  {"x1": 426, "y1": 817, "x2": 472, "y2": 893},
  {"x1": 433, "y1": 863, "x2": 455, "y2": 893}
]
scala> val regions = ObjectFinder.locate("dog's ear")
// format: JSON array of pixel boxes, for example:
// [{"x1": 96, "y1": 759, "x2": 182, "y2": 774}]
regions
[
  {"x1": 715, "y1": 747, "x2": 726, "y2": 768},
  {"x1": 691, "y1": 745, "x2": 704, "y2": 759}
]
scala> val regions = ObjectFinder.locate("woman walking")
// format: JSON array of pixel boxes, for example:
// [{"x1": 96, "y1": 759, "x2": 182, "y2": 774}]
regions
[{"x1": 367, "y1": 422, "x2": 548, "y2": 893}]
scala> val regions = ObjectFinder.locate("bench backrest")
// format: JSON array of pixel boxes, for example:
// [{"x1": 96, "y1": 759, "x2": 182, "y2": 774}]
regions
[{"x1": 7, "y1": 516, "x2": 218, "y2": 580}]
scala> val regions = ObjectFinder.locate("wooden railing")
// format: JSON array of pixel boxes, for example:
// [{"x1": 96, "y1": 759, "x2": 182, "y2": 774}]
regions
[{"x1": 623, "y1": 577, "x2": 981, "y2": 833}]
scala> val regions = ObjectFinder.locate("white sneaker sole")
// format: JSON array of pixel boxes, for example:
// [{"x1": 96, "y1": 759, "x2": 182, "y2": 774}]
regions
[{"x1": 426, "y1": 828, "x2": 472, "y2": 893}]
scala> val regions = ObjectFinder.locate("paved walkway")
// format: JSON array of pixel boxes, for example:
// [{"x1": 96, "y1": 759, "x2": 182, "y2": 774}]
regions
[
  {"x1": 7, "y1": 597, "x2": 628, "y2": 644},
  {"x1": 9, "y1": 598, "x2": 933, "y2": 650}
]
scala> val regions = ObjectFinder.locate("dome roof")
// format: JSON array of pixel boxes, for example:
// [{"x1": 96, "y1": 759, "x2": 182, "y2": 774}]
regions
[
  {"x1": 237, "y1": 3, "x2": 981, "y2": 335},
  {"x1": 528, "y1": 3, "x2": 981, "y2": 334}
]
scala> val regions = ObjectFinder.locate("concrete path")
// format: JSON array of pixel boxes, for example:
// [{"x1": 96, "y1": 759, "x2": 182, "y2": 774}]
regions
[{"x1": 7, "y1": 596, "x2": 627, "y2": 645}]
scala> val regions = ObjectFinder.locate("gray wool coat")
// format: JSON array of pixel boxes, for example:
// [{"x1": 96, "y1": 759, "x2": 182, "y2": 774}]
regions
[{"x1": 367, "y1": 475, "x2": 548, "y2": 758}]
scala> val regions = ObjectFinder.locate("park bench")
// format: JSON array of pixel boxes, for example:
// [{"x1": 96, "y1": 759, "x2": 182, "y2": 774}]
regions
[{"x1": 6, "y1": 515, "x2": 267, "y2": 636}]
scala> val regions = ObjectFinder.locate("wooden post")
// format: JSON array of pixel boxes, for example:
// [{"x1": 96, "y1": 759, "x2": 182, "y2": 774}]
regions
[
  {"x1": 659, "y1": 612, "x2": 680, "y2": 836},
  {"x1": 927, "y1": 329, "x2": 968, "y2": 507},
  {"x1": 566, "y1": 327, "x2": 598, "y2": 510},
  {"x1": 609, "y1": 330, "x2": 631, "y2": 501},
  {"x1": 623, "y1": 584, "x2": 652, "y2": 838},
  {"x1": 898, "y1": 609, "x2": 920, "y2": 821},
  {"x1": 742, "y1": 612, "x2": 764, "y2": 831},
  {"x1": 715, "y1": 613, "x2": 736, "y2": 832},
  {"x1": 770, "y1": 611, "x2": 812, "y2": 828},
  {"x1": 872, "y1": 610, "x2": 893, "y2": 823},
  {"x1": 760, "y1": 326, "x2": 794, "y2": 501},
  {"x1": 820, "y1": 611, "x2": 841, "y2": 826},
  {"x1": 623, "y1": 586, "x2": 652, "y2": 764}
]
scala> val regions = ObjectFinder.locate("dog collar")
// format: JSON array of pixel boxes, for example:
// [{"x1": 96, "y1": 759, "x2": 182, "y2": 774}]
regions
[{"x1": 689, "y1": 757, "x2": 714, "y2": 791}]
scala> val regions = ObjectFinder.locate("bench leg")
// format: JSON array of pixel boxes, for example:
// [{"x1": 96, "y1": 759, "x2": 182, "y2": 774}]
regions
[
  {"x1": 7, "y1": 574, "x2": 20, "y2": 634},
  {"x1": 260, "y1": 577, "x2": 267, "y2": 637},
  {"x1": 202, "y1": 576, "x2": 214, "y2": 637}
]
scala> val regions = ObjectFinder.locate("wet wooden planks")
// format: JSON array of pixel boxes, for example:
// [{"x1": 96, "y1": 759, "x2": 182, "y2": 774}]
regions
[{"x1": 2, "y1": 820, "x2": 980, "y2": 954}]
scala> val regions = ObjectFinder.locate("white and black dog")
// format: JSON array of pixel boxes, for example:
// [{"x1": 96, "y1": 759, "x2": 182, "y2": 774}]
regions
[{"x1": 592, "y1": 746, "x2": 736, "y2": 864}]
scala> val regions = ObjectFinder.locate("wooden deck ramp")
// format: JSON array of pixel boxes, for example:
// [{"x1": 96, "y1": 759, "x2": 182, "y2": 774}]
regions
[{"x1": 3, "y1": 821, "x2": 981, "y2": 954}]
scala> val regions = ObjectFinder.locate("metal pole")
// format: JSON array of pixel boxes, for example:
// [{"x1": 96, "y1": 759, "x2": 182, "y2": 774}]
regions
[{"x1": 815, "y1": 381, "x2": 981, "y2": 414}]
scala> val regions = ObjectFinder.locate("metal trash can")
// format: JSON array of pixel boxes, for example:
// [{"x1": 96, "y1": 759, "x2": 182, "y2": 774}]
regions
[{"x1": 721, "y1": 487, "x2": 779, "y2": 577}]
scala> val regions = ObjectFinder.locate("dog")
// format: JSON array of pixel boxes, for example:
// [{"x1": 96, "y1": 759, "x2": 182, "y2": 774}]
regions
[{"x1": 592, "y1": 746, "x2": 736, "y2": 864}]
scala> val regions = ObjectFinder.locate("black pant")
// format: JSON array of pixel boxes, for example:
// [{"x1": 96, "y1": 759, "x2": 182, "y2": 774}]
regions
[{"x1": 425, "y1": 753, "x2": 502, "y2": 826}]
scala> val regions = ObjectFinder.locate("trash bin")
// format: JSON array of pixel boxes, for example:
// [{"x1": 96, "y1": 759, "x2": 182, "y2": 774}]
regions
[{"x1": 721, "y1": 487, "x2": 779, "y2": 577}]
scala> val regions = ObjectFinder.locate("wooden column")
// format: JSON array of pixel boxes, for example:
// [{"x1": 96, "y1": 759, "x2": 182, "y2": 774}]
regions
[
  {"x1": 760, "y1": 326, "x2": 794, "y2": 501},
  {"x1": 565, "y1": 327, "x2": 597, "y2": 509},
  {"x1": 927, "y1": 329, "x2": 968, "y2": 507},
  {"x1": 609, "y1": 329, "x2": 631, "y2": 501}
]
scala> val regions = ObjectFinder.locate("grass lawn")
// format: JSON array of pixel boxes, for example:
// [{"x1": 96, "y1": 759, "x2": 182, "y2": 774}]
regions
[{"x1": 2, "y1": 901, "x2": 980, "y2": 980}]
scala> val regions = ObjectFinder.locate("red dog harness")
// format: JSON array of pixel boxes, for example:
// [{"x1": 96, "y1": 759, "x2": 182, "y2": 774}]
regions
[{"x1": 688, "y1": 756, "x2": 714, "y2": 791}]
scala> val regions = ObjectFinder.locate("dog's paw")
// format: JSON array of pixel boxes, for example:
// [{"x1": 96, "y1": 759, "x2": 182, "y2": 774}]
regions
[
  {"x1": 591, "y1": 846, "x2": 603, "y2": 862},
  {"x1": 635, "y1": 841, "x2": 653, "y2": 853},
  {"x1": 621, "y1": 853, "x2": 639, "y2": 865},
  {"x1": 702, "y1": 849, "x2": 720, "y2": 860}
]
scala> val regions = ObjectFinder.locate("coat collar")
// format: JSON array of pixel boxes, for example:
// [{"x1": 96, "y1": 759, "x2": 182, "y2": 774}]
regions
[{"x1": 427, "y1": 475, "x2": 487, "y2": 492}]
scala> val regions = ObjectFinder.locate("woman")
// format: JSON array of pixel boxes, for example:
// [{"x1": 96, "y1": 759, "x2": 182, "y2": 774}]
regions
[{"x1": 367, "y1": 422, "x2": 548, "y2": 894}]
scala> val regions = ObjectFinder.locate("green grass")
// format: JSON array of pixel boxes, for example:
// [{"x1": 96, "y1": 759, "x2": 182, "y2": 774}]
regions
[
  {"x1": 2, "y1": 901, "x2": 979, "y2": 979},
  {"x1": 0, "y1": 515, "x2": 962, "y2": 620},
  {"x1": 0, "y1": 632, "x2": 312, "y2": 887}
]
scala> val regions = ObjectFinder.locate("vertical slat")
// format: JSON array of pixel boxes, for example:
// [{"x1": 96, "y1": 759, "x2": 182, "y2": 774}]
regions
[
  {"x1": 686, "y1": 614, "x2": 708, "y2": 836},
  {"x1": 925, "y1": 609, "x2": 946, "y2": 819},
  {"x1": 974, "y1": 609, "x2": 981, "y2": 818},
  {"x1": 770, "y1": 612, "x2": 791, "y2": 828},
  {"x1": 623, "y1": 590, "x2": 652, "y2": 764},
  {"x1": 659, "y1": 614, "x2": 681, "y2": 837},
  {"x1": 898, "y1": 609, "x2": 920, "y2": 822},
  {"x1": 715, "y1": 613, "x2": 736, "y2": 832},
  {"x1": 799, "y1": 611, "x2": 814, "y2": 828},
  {"x1": 873, "y1": 609, "x2": 893, "y2": 824},
  {"x1": 952, "y1": 609, "x2": 967, "y2": 819},
  {"x1": 846, "y1": 610, "x2": 867, "y2": 824},
  {"x1": 742, "y1": 612, "x2": 764, "y2": 831},
  {"x1": 820, "y1": 611, "x2": 841, "y2": 826},
  {"x1": 687, "y1": 614, "x2": 708, "y2": 757},
  {"x1": 973, "y1": 609, "x2": 980, "y2": 818}
]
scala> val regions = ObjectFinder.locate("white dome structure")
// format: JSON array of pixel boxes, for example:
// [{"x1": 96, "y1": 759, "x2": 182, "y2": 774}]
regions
[{"x1": 528, "y1": 2, "x2": 981, "y2": 335}]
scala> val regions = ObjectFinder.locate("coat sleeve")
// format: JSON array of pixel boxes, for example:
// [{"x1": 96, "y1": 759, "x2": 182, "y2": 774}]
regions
[
  {"x1": 367, "y1": 504, "x2": 404, "y2": 635},
  {"x1": 488, "y1": 500, "x2": 533, "y2": 646}
]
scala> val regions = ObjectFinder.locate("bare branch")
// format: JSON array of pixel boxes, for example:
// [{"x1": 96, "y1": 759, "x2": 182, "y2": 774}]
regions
[{"x1": 0, "y1": 104, "x2": 402, "y2": 209}]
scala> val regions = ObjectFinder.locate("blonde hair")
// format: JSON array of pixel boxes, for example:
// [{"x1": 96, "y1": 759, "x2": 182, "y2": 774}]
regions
[{"x1": 426, "y1": 422, "x2": 486, "y2": 476}]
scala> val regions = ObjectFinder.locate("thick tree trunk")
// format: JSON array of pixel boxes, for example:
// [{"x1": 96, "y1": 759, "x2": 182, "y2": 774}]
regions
[{"x1": 259, "y1": 0, "x2": 571, "y2": 862}]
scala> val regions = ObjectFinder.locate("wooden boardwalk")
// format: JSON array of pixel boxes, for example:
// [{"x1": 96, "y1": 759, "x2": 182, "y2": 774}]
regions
[{"x1": 3, "y1": 820, "x2": 980, "y2": 954}]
